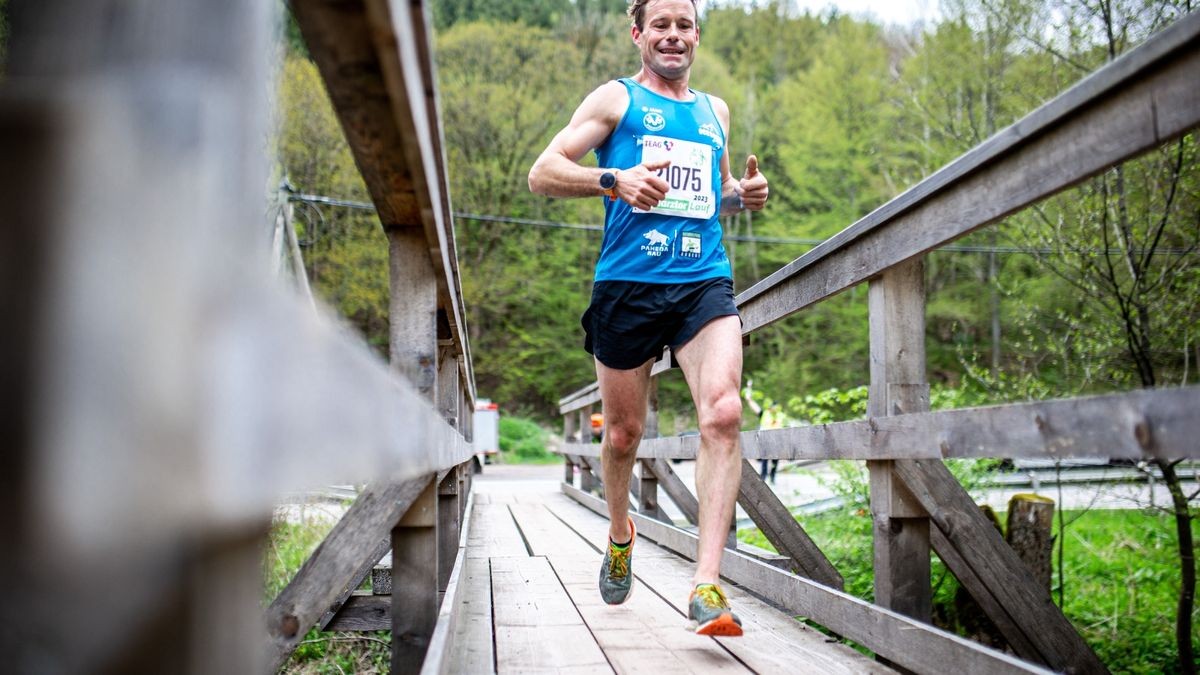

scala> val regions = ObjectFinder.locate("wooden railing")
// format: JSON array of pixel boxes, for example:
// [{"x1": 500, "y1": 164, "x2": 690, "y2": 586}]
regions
[
  {"x1": 1, "y1": 1, "x2": 476, "y2": 673},
  {"x1": 558, "y1": 10, "x2": 1200, "y2": 675}
]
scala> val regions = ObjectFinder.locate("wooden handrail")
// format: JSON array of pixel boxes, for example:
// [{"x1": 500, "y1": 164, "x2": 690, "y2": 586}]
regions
[{"x1": 736, "y1": 9, "x2": 1200, "y2": 333}]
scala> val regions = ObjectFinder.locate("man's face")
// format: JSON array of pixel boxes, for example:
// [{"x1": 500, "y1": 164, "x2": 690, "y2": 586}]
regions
[{"x1": 632, "y1": 0, "x2": 699, "y2": 81}]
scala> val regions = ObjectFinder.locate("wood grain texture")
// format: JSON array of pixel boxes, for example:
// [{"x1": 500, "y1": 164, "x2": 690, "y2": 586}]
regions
[
  {"x1": 543, "y1": 491, "x2": 892, "y2": 674},
  {"x1": 894, "y1": 459, "x2": 1108, "y2": 674},
  {"x1": 562, "y1": 483, "x2": 1051, "y2": 674},
  {"x1": 559, "y1": 385, "x2": 1200, "y2": 461},
  {"x1": 292, "y1": 0, "x2": 474, "y2": 400},
  {"x1": 326, "y1": 592, "x2": 391, "y2": 631},
  {"x1": 645, "y1": 458, "x2": 701, "y2": 526},
  {"x1": 491, "y1": 556, "x2": 610, "y2": 672},
  {"x1": 267, "y1": 478, "x2": 429, "y2": 671},
  {"x1": 392, "y1": 476, "x2": 439, "y2": 674},
  {"x1": 736, "y1": 461, "x2": 843, "y2": 588},
  {"x1": 444, "y1": 556, "x2": 495, "y2": 675}
]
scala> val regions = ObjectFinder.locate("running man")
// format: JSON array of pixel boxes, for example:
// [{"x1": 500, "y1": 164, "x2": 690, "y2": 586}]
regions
[{"x1": 528, "y1": 0, "x2": 769, "y2": 636}]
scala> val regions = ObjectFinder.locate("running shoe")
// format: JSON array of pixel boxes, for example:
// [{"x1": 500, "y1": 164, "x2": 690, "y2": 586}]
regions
[
  {"x1": 598, "y1": 516, "x2": 636, "y2": 605},
  {"x1": 688, "y1": 583, "x2": 743, "y2": 636}
]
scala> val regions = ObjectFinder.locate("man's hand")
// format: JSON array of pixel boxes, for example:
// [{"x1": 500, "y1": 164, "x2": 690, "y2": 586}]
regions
[
  {"x1": 615, "y1": 160, "x2": 671, "y2": 210},
  {"x1": 739, "y1": 155, "x2": 769, "y2": 211}
]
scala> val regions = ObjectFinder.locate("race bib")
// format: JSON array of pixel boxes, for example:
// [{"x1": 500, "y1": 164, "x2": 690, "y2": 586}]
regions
[{"x1": 636, "y1": 135, "x2": 715, "y2": 219}]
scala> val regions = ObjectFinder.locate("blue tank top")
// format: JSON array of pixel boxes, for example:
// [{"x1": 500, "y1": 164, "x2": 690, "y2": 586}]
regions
[{"x1": 593, "y1": 78, "x2": 731, "y2": 283}]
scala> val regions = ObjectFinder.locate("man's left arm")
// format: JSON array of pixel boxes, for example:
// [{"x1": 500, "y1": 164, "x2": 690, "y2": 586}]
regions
[{"x1": 711, "y1": 96, "x2": 769, "y2": 216}]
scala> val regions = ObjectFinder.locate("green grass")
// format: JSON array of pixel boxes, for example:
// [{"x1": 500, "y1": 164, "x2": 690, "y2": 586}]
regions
[
  {"x1": 739, "y1": 507, "x2": 1198, "y2": 674},
  {"x1": 265, "y1": 506, "x2": 391, "y2": 674}
]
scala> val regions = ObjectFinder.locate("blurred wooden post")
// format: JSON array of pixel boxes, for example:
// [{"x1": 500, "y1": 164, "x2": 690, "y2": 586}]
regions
[
  {"x1": 389, "y1": 227, "x2": 439, "y2": 673},
  {"x1": 580, "y1": 406, "x2": 599, "y2": 493},
  {"x1": 392, "y1": 475, "x2": 438, "y2": 673},
  {"x1": 1, "y1": 0, "x2": 276, "y2": 672},
  {"x1": 868, "y1": 258, "x2": 932, "y2": 623},
  {"x1": 437, "y1": 348, "x2": 461, "y2": 593},
  {"x1": 564, "y1": 412, "x2": 578, "y2": 485}
]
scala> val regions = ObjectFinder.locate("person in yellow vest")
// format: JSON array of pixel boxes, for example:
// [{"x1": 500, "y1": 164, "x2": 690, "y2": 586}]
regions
[{"x1": 742, "y1": 380, "x2": 783, "y2": 483}]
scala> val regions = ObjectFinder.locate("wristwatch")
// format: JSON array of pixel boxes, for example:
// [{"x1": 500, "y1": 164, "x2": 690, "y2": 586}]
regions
[{"x1": 599, "y1": 170, "x2": 618, "y2": 199}]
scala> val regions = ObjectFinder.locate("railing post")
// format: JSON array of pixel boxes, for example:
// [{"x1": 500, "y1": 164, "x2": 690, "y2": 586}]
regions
[
  {"x1": 436, "y1": 348, "x2": 461, "y2": 594},
  {"x1": 580, "y1": 406, "x2": 599, "y2": 493},
  {"x1": 388, "y1": 227, "x2": 439, "y2": 672},
  {"x1": 563, "y1": 412, "x2": 578, "y2": 486},
  {"x1": 391, "y1": 475, "x2": 438, "y2": 673},
  {"x1": 868, "y1": 258, "x2": 932, "y2": 623},
  {"x1": 389, "y1": 228, "x2": 438, "y2": 398}
]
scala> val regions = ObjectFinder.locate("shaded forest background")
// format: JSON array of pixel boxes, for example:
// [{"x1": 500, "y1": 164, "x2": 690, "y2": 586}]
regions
[{"x1": 274, "y1": 0, "x2": 1197, "y2": 429}]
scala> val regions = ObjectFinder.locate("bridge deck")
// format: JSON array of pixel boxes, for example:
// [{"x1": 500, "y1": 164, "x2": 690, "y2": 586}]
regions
[{"x1": 448, "y1": 469, "x2": 891, "y2": 674}]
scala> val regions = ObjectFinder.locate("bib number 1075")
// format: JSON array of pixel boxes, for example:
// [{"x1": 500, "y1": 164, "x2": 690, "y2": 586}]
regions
[
  {"x1": 638, "y1": 134, "x2": 715, "y2": 220},
  {"x1": 657, "y1": 165, "x2": 702, "y2": 192}
]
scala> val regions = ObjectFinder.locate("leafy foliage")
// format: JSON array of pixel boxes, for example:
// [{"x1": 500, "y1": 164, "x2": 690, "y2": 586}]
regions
[
  {"x1": 498, "y1": 415, "x2": 556, "y2": 463},
  {"x1": 266, "y1": 511, "x2": 391, "y2": 673}
]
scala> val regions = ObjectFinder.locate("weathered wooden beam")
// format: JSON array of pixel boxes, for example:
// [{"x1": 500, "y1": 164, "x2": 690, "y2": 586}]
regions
[
  {"x1": 644, "y1": 458, "x2": 701, "y2": 526},
  {"x1": 894, "y1": 459, "x2": 1108, "y2": 673},
  {"x1": 437, "y1": 468, "x2": 461, "y2": 593},
  {"x1": 868, "y1": 259, "x2": 932, "y2": 624},
  {"x1": 291, "y1": 0, "x2": 474, "y2": 404},
  {"x1": 636, "y1": 460, "x2": 672, "y2": 524},
  {"x1": 392, "y1": 475, "x2": 439, "y2": 674},
  {"x1": 562, "y1": 483, "x2": 1051, "y2": 675},
  {"x1": 736, "y1": 461, "x2": 843, "y2": 589},
  {"x1": 559, "y1": 385, "x2": 1200, "y2": 461},
  {"x1": 267, "y1": 478, "x2": 429, "y2": 671},
  {"x1": 326, "y1": 592, "x2": 391, "y2": 631},
  {"x1": 736, "y1": 11, "x2": 1200, "y2": 333}
]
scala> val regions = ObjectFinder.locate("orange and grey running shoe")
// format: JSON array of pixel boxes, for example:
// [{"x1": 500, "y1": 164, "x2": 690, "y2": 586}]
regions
[
  {"x1": 688, "y1": 583, "x2": 743, "y2": 636},
  {"x1": 598, "y1": 517, "x2": 636, "y2": 605}
]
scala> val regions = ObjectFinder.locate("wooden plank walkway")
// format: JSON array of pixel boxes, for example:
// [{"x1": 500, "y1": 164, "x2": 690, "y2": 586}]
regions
[{"x1": 447, "y1": 470, "x2": 891, "y2": 674}]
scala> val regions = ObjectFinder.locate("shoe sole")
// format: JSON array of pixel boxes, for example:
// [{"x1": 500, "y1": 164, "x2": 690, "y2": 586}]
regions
[
  {"x1": 692, "y1": 613, "x2": 743, "y2": 637},
  {"x1": 602, "y1": 577, "x2": 634, "y2": 605}
]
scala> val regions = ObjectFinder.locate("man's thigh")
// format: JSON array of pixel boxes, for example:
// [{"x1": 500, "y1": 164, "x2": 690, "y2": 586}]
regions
[
  {"x1": 596, "y1": 357, "x2": 655, "y2": 427},
  {"x1": 673, "y1": 315, "x2": 743, "y2": 409}
]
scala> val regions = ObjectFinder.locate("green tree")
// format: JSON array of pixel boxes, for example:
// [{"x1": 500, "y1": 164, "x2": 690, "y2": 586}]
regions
[
  {"x1": 437, "y1": 21, "x2": 607, "y2": 413},
  {"x1": 275, "y1": 55, "x2": 391, "y2": 349},
  {"x1": 431, "y1": 0, "x2": 573, "y2": 30},
  {"x1": 0, "y1": 0, "x2": 9, "y2": 75}
]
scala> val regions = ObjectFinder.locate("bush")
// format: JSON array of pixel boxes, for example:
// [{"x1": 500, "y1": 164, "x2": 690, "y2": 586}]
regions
[{"x1": 499, "y1": 415, "x2": 556, "y2": 463}]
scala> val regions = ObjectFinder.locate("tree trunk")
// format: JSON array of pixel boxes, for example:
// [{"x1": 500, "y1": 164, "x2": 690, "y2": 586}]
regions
[
  {"x1": 1006, "y1": 493, "x2": 1055, "y2": 591},
  {"x1": 1156, "y1": 458, "x2": 1196, "y2": 675}
]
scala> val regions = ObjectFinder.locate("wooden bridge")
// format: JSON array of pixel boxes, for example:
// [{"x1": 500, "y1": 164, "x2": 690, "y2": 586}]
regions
[{"x1": 2, "y1": 1, "x2": 1197, "y2": 673}]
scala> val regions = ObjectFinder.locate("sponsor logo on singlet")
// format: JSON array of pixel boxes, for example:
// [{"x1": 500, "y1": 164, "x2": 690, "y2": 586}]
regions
[
  {"x1": 643, "y1": 110, "x2": 666, "y2": 132},
  {"x1": 641, "y1": 228, "x2": 670, "y2": 256},
  {"x1": 698, "y1": 122, "x2": 722, "y2": 149}
]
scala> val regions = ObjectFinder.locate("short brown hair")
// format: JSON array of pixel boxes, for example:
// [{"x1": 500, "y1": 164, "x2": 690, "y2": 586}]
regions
[{"x1": 627, "y1": 0, "x2": 699, "y2": 31}]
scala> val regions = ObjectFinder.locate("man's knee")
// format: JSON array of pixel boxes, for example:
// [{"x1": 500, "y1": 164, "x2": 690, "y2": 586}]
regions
[
  {"x1": 605, "y1": 419, "x2": 644, "y2": 455},
  {"x1": 699, "y1": 393, "x2": 742, "y2": 441}
]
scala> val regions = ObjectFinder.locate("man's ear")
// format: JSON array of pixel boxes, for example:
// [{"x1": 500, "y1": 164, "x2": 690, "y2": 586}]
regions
[{"x1": 631, "y1": 23, "x2": 641, "y2": 46}]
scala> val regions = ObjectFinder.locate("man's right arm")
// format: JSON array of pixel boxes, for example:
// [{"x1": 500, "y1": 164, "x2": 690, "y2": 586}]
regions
[
  {"x1": 528, "y1": 81, "x2": 670, "y2": 209},
  {"x1": 528, "y1": 81, "x2": 625, "y2": 198}
]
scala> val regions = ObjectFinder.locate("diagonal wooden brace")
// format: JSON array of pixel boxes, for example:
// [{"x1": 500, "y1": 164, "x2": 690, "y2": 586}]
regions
[
  {"x1": 893, "y1": 459, "x2": 1108, "y2": 674},
  {"x1": 737, "y1": 460, "x2": 843, "y2": 589}
]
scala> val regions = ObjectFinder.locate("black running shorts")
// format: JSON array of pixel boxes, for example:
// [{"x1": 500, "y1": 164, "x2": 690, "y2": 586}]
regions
[{"x1": 582, "y1": 277, "x2": 740, "y2": 370}]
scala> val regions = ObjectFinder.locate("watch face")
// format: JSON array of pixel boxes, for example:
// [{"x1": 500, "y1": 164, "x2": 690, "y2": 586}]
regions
[{"x1": 600, "y1": 171, "x2": 616, "y2": 189}]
